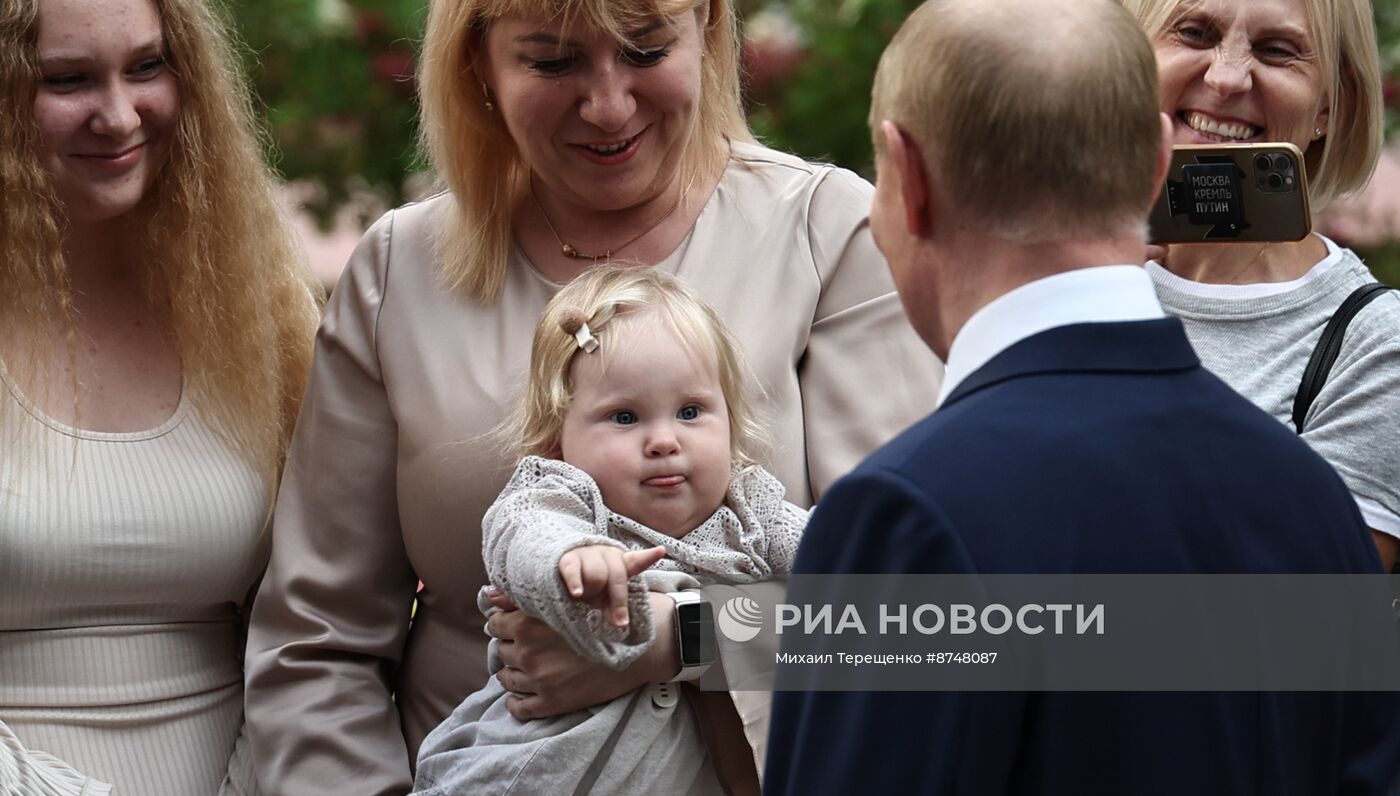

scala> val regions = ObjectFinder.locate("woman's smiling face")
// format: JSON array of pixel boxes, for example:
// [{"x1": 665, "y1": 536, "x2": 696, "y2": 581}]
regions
[
  {"x1": 1152, "y1": 0, "x2": 1328, "y2": 150},
  {"x1": 34, "y1": 0, "x2": 179, "y2": 225},
  {"x1": 478, "y1": 7, "x2": 705, "y2": 215}
]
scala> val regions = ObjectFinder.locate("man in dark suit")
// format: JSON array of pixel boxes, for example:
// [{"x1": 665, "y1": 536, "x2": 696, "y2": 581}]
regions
[{"x1": 763, "y1": 0, "x2": 1400, "y2": 793}]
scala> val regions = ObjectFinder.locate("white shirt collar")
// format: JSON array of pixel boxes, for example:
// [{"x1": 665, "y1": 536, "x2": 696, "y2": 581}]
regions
[{"x1": 936, "y1": 265, "x2": 1166, "y2": 406}]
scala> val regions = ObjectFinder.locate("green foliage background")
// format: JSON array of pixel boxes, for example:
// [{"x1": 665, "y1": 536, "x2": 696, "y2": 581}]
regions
[
  {"x1": 746, "y1": 0, "x2": 911, "y2": 179},
  {"x1": 746, "y1": 0, "x2": 1400, "y2": 283},
  {"x1": 232, "y1": 0, "x2": 1400, "y2": 281},
  {"x1": 1367, "y1": 0, "x2": 1400, "y2": 284},
  {"x1": 751, "y1": 0, "x2": 1400, "y2": 174},
  {"x1": 234, "y1": 0, "x2": 426, "y2": 227}
]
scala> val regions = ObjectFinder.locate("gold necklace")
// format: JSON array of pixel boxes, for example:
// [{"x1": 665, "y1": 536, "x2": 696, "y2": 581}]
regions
[
  {"x1": 1167, "y1": 242, "x2": 1271, "y2": 285},
  {"x1": 1228, "y1": 243, "x2": 1271, "y2": 284},
  {"x1": 530, "y1": 176, "x2": 689, "y2": 262}
]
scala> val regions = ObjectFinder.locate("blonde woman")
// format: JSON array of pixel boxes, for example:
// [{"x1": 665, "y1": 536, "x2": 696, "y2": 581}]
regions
[
  {"x1": 1126, "y1": 0, "x2": 1400, "y2": 570},
  {"x1": 0, "y1": 0, "x2": 320, "y2": 792},
  {"x1": 243, "y1": 0, "x2": 942, "y2": 791}
]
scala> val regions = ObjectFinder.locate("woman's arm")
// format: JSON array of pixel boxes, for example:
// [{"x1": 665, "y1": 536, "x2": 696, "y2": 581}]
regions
[
  {"x1": 485, "y1": 589, "x2": 681, "y2": 720},
  {"x1": 483, "y1": 460, "x2": 667, "y2": 669},
  {"x1": 1296, "y1": 292, "x2": 1400, "y2": 574},
  {"x1": 798, "y1": 167, "x2": 942, "y2": 497},
  {"x1": 0, "y1": 722, "x2": 111, "y2": 796},
  {"x1": 243, "y1": 212, "x2": 420, "y2": 796},
  {"x1": 218, "y1": 585, "x2": 262, "y2": 796}
]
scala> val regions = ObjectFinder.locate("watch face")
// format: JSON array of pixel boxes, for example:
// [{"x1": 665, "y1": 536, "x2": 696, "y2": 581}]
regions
[{"x1": 678, "y1": 601, "x2": 716, "y2": 666}]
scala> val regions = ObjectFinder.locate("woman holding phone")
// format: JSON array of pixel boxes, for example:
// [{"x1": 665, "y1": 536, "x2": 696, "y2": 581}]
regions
[{"x1": 1126, "y1": 0, "x2": 1400, "y2": 569}]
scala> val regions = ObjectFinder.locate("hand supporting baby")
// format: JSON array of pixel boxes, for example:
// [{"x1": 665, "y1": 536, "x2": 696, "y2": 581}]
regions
[{"x1": 558, "y1": 545, "x2": 668, "y2": 628}]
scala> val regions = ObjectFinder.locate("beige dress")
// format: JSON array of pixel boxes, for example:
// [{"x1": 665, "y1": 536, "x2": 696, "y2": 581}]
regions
[
  {"x1": 244, "y1": 141, "x2": 943, "y2": 795},
  {"x1": 0, "y1": 366, "x2": 265, "y2": 795}
]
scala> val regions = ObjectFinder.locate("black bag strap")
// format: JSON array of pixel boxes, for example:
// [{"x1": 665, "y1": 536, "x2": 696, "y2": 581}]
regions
[{"x1": 1292, "y1": 282, "x2": 1396, "y2": 433}]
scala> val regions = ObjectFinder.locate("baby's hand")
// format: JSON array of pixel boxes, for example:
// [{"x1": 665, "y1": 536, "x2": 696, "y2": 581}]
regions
[{"x1": 558, "y1": 545, "x2": 668, "y2": 628}]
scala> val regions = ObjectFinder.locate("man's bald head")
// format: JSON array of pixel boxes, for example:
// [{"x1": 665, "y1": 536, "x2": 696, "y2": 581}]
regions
[{"x1": 870, "y1": 0, "x2": 1162, "y2": 243}]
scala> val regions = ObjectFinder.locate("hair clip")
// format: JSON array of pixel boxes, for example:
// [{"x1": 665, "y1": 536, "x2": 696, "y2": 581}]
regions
[
  {"x1": 560, "y1": 309, "x2": 599, "y2": 353},
  {"x1": 573, "y1": 322, "x2": 599, "y2": 353}
]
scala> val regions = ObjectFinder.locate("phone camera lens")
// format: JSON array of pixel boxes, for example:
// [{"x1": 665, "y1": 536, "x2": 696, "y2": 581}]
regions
[
  {"x1": 1255, "y1": 154, "x2": 1272, "y2": 171},
  {"x1": 1267, "y1": 173, "x2": 1284, "y2": 190},
  {"x1": 1272, "y1": 154, "x2": 1293, "y2": 172}
]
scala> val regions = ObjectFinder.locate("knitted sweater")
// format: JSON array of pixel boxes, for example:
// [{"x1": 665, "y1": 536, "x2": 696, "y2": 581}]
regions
[
  {"x1": 480, "y1": 456, "x2": 807, "y2": 668},
  {"x1": 411, "y1": 456, "x2": 807, "y2": 795}
]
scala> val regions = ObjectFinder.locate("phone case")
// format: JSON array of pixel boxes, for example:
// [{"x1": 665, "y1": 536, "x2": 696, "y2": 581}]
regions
[{"x1": 1148, "y1": 143, "x2": 1311, "y2": 244}]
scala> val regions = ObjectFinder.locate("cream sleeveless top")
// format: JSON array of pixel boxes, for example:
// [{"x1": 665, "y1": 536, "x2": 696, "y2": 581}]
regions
[{"x1": 0, "y1": 363, "x2": 265, "y2": 794}]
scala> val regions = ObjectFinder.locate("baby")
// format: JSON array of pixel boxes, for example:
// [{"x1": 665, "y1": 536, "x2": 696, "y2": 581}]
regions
[{"x1": 412, "y1": 265, "x2": 807, "y2": 795}]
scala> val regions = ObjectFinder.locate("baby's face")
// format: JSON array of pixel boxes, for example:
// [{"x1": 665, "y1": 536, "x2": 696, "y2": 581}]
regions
[{"x1": 559, "y1": 319, "x2": 732, "y2": 538}]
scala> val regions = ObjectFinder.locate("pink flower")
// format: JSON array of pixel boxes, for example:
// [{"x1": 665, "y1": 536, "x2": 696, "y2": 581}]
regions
[
  {"x1": 742, "y1": 8, "x2": 805, "y2": 94},
  {"x1": 1316, "y1": 143, "x2": 1400, "y2": 248}
]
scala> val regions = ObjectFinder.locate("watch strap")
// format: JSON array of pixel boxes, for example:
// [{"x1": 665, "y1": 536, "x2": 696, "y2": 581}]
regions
[{"x1": 668, "y1": 590, "x2": 713, "y2": 682}]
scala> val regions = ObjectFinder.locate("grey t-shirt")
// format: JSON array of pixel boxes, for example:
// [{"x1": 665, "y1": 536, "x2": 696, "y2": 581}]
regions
[{"x1": 1149, "y1": 236, "x2": 1400, "y2": 538}]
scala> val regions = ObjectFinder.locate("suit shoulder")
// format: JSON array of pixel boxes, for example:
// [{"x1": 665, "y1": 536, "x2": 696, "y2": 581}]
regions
[
  {"x1": 850, "y1": 408, "x2": 972, "y2": 477},
  {"x1": 798, "y1": 464, "x2": 974, "y2": 574}
]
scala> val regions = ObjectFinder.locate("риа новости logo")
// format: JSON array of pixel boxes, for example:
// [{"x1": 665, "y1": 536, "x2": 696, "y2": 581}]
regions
[{"x1": 717, "y1": 596, "x2": 764, "y2": 642}]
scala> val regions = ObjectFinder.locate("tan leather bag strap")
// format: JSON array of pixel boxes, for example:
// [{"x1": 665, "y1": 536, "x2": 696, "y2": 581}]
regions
[{"x1": 685, "y1": 686, "x2": 761, "y2": 796}]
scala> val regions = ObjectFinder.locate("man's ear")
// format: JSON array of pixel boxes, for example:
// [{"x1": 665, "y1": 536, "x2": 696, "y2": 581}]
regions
[{"x1": 878, "y1": 120, "x2": 932, "y2": 238}]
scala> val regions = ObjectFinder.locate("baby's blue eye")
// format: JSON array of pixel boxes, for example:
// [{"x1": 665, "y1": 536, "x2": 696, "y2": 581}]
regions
[
  {"x1": 677, "y1": 405, "x2": 700, "y2": 421},
  {"x1": 610, "y1": 410, "x2": 638, "y2": 425}
]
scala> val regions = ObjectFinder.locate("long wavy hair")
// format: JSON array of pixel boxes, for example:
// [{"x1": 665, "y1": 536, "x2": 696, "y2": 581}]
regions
[
  {"x1": 418, "y1": 0, "x2": 754, "y2": 304},
  {"x1": 0, "y1": 0, "x2": 322, "y2": 495}
]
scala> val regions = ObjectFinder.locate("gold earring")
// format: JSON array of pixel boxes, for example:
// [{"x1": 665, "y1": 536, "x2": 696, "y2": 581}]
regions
[{"x1": 481, "y1": 81, "x2": 494, "y2": 112}]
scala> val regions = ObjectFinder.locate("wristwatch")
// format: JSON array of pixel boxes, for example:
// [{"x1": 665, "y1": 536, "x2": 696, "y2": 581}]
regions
[{"x1": 668, "y1": 590, "x2": 716, "y2": 682}]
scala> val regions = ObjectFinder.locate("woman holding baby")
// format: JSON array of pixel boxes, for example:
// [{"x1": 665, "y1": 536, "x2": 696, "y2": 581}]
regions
[{"x1": 242, "y1": 0, "x2": 940, "y2": 791}]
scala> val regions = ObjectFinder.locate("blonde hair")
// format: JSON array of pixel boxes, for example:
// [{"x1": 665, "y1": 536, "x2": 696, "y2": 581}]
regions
[
  {"x1": 870, "y1": 0, "x2": 1163, "y2": 243},
  {"x1": 504, "y1": 265, "x2": 765, "y2": 469},
  {"x1": 1121, "y1": 0, "x2": 1384, "y2": 211},
  {"x1": 0, "y1": 0, "x2": 322, "y2": 494},
  {"x1": 418, "y1": 0, "x2": 753, "y2": 304}
]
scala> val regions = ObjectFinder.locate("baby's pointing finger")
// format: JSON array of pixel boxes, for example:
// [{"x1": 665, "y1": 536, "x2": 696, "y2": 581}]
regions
[
  {"x1": 558, "y1": 553, "x2": 584, "y2": 598},
  {"x1": 623, "y1": 546, "x2": 667, "y2": 577},
  {"x1": 607, "y1": 554, "x2": 630, "y2": 628},
  {"x1": 579, "y1": 552, "x2": 613, "y2": 598}
]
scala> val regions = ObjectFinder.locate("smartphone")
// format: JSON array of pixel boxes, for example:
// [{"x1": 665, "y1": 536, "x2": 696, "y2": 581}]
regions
[{"x1": 1148, "y1": 143, "x2": 1310, "y2": 244}]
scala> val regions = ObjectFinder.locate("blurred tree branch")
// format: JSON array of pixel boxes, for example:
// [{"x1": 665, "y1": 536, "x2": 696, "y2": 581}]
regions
[
  {"x1": 745, "y1": 0, "x2": 1400, "y2": 177},
  {"x1": 230, "y1": 0, "x2": 1398, "y2": 237},
  {"x1": 234, "y1": 0, "x2": 426, "y2": 229}
]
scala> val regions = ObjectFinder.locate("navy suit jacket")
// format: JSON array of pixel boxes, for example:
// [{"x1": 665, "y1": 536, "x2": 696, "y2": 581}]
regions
[{"x1": 765, "y1": 319, "x2": 1400, "y2": 795}]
